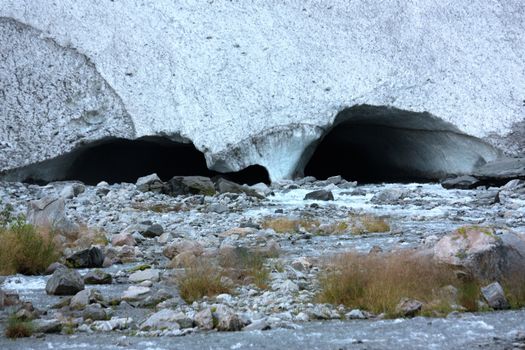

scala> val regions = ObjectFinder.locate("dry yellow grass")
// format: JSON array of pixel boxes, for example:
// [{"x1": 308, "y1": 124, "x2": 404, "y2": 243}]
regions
[
  {"x1": 0, "y1": 221, "x2": 59, "y2": 275},
  {"x1": 5, "y1": 316, "x2": 33, "y2": 339},
  {"x1": 349, "y1": 214, "x2": 390, "y2": 234},
  {"x1": 177, "y1": 261, "x2": 232, "y2": 303},
  {"x1": 317, "y1": 250, "x2": 459, "y2": 316},
  {"x1": 261, "y1": 216, "x2": 320, "y2": 233},
  {"x1": 219, "y1": 247, "x2": 271, "y2": 289}
]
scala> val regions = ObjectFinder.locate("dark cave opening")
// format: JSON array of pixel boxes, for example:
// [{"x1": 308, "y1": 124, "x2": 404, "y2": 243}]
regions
[
  {"x1": 303, "y1": 105, "x2": 500, "y2": 183},
  {"x1": 6, "y1": 137, "x2": 270, "y2": 186}
]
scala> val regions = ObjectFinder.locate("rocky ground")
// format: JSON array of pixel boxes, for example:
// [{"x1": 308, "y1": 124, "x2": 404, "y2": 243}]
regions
[{"x1": 1, "y1": 174, "x2": 525, "y2": 349}]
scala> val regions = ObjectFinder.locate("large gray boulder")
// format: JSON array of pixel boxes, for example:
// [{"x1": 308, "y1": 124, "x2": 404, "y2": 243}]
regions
[
  {"x1": 0, "y1": 1, "x2": 522, "y2": 181},
  {"x1": 66, "y1": 247, "x2": 105, "y2": 268},
  {"x1": 46, "y1": 268, "x2": 85, "y2": 295},
  {"x1": 433, "y1": 227, "x2": 525, "y2": 281},
  {"x1": 27, "y1": 196, "x2": 78, "y2": 236}
]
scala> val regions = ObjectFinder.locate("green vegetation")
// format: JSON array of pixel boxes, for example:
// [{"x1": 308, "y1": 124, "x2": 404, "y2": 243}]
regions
[
  {"x1": 0, "y1": 204, "x2": 59, "y2": 275},
  {"x1": 5, "y1": 316, "x2": 33, "y2": 339},
  {"x1": 177, "y1": 261, "x2": 232, "y2": 303}
]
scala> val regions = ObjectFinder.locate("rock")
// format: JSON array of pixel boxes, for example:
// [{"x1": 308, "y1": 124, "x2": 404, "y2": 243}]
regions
[
  {"x1": 481, "y1": 282, "x2": 510, "y2": 310},
  {"x1": 84, "y1": 270, "x2": 112, "y2": 284},
  {"x1": 83, "y1": 303, "x2": 110, "y2": 321},
  {"x1": 66, "y1": 247, "x2": 105, "y2": 268},
  {"x1": 91, "y1": 317, "x2": 133, "y2": 332},
  {"x1": 143, "y1": 224, "x2": 164, "y2": 238},
  {"x1": 46, "y1": 268, "x2": 85, "y2": 295},
  {"x1": 59, "y1": 183, "x2": 85, "y2": 199},
  {"x1": 472, "y1": 190, "x2": 500, "y2": 206},
  {"x1": 15, "y1": 308, "x2": 35, "y2": 321},
  {"x1": 473, "y1": 158, "x2": 525, "y2": 186},
  {"x1": 209, "y1": 203, "x2": 229, "y2": 214},
  {"x1": 170, "y1": 251, "x2": 198, "y2": 268},
  {"x1": 163, "y1": 239, "x2": 203, "y2": 259},
  {"x1": 26, "y1": 196, "x2": 78, "y2": 235},
  {"x1": 0, "y1": 289, "x2": 20, "y2": 307},
  {"x1": 325, "y1": 175, "x2": 343, "y2": 185},
  {"x1": 433, "y1": 227, "x2": 525, "y2": 281},
  {"x1": 70, "y1": 289, "x2": 102, "y2": 310},
  {"x1": 32, "y1": 319, "x2": 62, "y2": 334},
  {"x1": 346, "y1": 309, "x2": 366, "y2": 320},
  {"x1": 278, "y1": 280, "x2": 299, "y2": 293},
  {"x1": 243, "y1": 318, "x2": 270, "y2": 331},
  {"x1": 250, "y1": 182, "x2": 272, "y2": 196},
  {"x1": 167, "y1": 176, "x2": 216, "y2": 196},
  {"x1": 45, "y1": 262, "x2": 67, "y2": 275},
  {"x1": 111, "y1": 233, "x2": 136, "y2": 247},
  {"x1": 128, "y1": 269, "x2": 160, "y2": 283},
  {"x1": 441, "y1": 175, "x2": 481, "y2": 190},
  {"x1": 136, "y1": 173, "x2": 164, "y2": 193},
  {"x1": 213, "y1": 304, "x2": 244, "y2": 331},
  {"x1": 140, "y1": 309, "x2": 181, "y2": 330},
  {"x1": 194, "y1": 308, "x2": 213, "y2": 330},
  {"x1": 216, "y1": 178, "x2": 264, "y2": 198},
  {"x1": 303, "y1": 190, "x2": 334, "y2": 201},
  {"x1": 395, "y1": 298, "x2": 423, "y2": 317},
  {"x1": 122, "y1": 286, "x2": 151, "y2": 301},
  {"x1": 172, "y1": 312, "x2": 194, "y2": 329},
  {"x1": 371, "y1": 188, "x2": 409, "y2": 205},
  {"x1": 291, "y1": 257, "x2": 312, "y2": 271}
]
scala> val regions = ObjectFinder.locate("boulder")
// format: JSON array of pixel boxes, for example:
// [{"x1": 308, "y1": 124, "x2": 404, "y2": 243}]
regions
[
  {"x1": 70, "y1": 289, "x2": 103, "y2": 310},
  {"x1": 83, "y1": 303, "x2": 110, "y2": 321},
  {"x1": 122, "y1": 286, "x2": 151, "y2": 301},
  {"x1": 433, "y1": 227, "x2": 525, "y2": 281},
  {"x1": 26, "y1": 196, "x2": 78, "y2": 235},
  {"x1": 91, "y1": 317, "x2": 133, "y2": 332},
  {"x1": 371, "y1": 188, "x2": 409, "y2": 205},
  {"x1": 473, "y1": 158, "x2": 525, "y2": 186},
  {"x1": 395, "y1": 298, "x2": 423, "y2": 317},
  {"x1": 162, "y1": 239, "x2": 203, "y2": 259},
  {"x1": 441, "y1": 175, "x2": 481, "y2": 190},
  {"x1": 167, "y1": 176, "x2": 216, "y2": 196},
  {"x1": 213, "y1": 304, "x2": 245, "y2": 331},
  {"x1": 66, "y1": 247, "x2": 105, "y2": 268},
  {"x1": 32, "y1": 319, "x2": 62, "y2": 334},
  {"x1": 140, "y1": 309, "x2": 181, "y2": 330},
  {"x1": 84, "y1": 270, "x2": 112, "y2": 285},
  {"x1": 143, "y1": 224, "x2": 164, "y2": 238},
  {"x1": 128, "y1": 269, "x2": 160, "y2": 283},
  {"x1": 46, "y1": 268, "x2": 84, "y2": 295},
  {"x1": 136, "y1": 173, "x2": 165, "y2": 193},
  {"x1": 303, "y1": 190, "x2": 334, "y2": 201},
  {"x1": 111, "y1": 232, "x2": 137, "y2": 247},
  {"x1": 194, "y1": 308, "x2": 213, "y2": 330},
  {"x1": 215, "y1": 178, "x2": 264, "y2": 198},
  {"x1": 481, "y1": 282, "x2": 510, "y2": 310}
]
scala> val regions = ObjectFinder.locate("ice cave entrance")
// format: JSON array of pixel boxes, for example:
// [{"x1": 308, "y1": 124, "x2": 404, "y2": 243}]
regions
[
  {"x1": 302, "y1": 105, "x2": 500, "y2": 183},
  {"x1": 6, "y1": 137, "x2": 270, "y2": 186}
]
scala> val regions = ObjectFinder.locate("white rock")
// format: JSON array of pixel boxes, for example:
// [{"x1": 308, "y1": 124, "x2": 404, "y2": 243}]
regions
[
  {"x1": 140, "y1": 309, "x2": 181, "y2": 330},
  {"x1": 122, "y1": 286, "x2": 150, "y2": 301},
  {"x1": 128, "y1": 269, "x2": 160, "y2": 283},
  {"x1": 91, "y1": 317, "x2": 133, "y2": 332}
]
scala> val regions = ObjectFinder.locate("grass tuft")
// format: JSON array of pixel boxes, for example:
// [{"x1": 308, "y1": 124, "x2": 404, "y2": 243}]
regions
[
  {"x1": 261, "y1": 216, "x2": 320, "y2": 234},
  {"x1": 0, "y1": 215, "x2": 60, "y2": 275},
  {"x1": 349, "y1": 214, "x2": 390, "y2": 234},
  {"x1": 177, "y1": 261, "x2": 232, "y2": 303},
  {"x1": 317, "y1": 250, "x2": 459, "y2": 316},
  {"x1": 5, "y1": 316, "x2": 33, "y2": 339}
]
